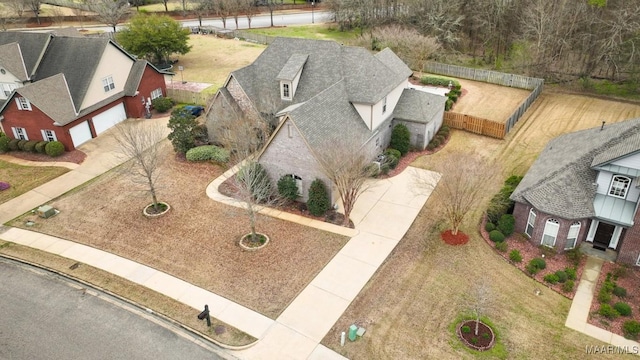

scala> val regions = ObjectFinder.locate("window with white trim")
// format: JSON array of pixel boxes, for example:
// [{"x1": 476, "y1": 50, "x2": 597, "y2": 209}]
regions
[
  {"x1": 150, "y1": 88, "x2": 163, "y2": 100},
  {"x1": 282, "y1": 83, "x2": 290, "y2": 99},
  {"x1": 382, "y1": 96, "x2": 387, "y2": 114},
  {"x1": 565, "y1": 222, "x2": 580, "y2": 250},
  {"x1": 1, "y1": 83, "x2": 16, "y2": 97},
  {"x1": 12, "y1": 127, "x2": 28, "y2": 140},
  {"x1": 15, "y1": 97, "x2": 32, "y2": 111},
  {"x1": 41, "y1": 129, "x2": 57, "y2": 142},
  {"x1": 609, "y1": 175, "x2": 630, "y2": 198},
  {"x1": 525, "y1": 208, "x2": 536, "y2": 237},
  {"x1": 102, "y1": 76, "x2": 115, "y2": 92},
  {"x1": 541, "y1": 219, "x2": 559, "y2": 247}
]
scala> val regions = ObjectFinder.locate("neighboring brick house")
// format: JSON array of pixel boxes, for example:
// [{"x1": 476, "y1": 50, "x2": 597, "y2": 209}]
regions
[
  {"x1": 510, "y1": 118, "x2": 640, "y2": 265},
  {"x1": 0, "y1": 31, "x2": 169, "y2": 151},
  {"x1": 206, "y1": 38, "x2": 446, "y2": 201}
]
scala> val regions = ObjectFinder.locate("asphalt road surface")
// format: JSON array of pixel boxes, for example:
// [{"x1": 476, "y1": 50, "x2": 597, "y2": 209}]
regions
[{"x1": 0, "y1": 258, "x2": 231, "y2": 360}]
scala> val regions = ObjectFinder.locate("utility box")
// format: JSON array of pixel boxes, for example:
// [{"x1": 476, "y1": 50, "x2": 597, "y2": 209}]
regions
[
  {"x1": 37, "y1": 205, "x2": 56, "y2": 219},
  {"x1": 348, "y1": 325, "x2": 358, "y2": 341}
]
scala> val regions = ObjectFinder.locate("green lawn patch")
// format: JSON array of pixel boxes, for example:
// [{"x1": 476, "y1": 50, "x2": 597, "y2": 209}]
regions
[{"x1": 0, "y1": 160, "x2": 69, "y2": 204}]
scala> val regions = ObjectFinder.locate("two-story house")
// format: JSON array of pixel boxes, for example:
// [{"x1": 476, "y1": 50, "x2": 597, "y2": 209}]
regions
[
  {"x1": 0, "y1": 31, "x2": 169, "y2": 151},
  {"x1": 511, "y1": 118, "x2": 640, "y2": 265},
  {"x1": 206, "y1": 37, "x2": 446, "y2": 201}
]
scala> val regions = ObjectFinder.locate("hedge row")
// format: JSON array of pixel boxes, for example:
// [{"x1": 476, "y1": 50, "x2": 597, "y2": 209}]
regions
[{"x1": 0, "y1": 133, "x2": 65, "y2": 157}]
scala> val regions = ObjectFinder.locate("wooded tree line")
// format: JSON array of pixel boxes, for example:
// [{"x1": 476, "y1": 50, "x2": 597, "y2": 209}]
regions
[{"x1": 327, "y1": 0, "x2": 640, "y2": 82}]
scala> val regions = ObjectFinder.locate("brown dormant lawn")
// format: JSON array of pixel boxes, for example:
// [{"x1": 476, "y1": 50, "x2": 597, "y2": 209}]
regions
[
  {"x1": 176, "y1": 35, "x2": 266, "y2": 91},
  {"x1": 11, "y1": 141, "x2": 348, "y2": 319},
  {"x1": 321, "y1": 90, "x2": 640, "y2": 359}
]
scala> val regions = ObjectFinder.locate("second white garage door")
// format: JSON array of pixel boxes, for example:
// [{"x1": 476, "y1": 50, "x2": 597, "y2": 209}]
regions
[
  {"x1": 69, "y1": 121, "x2": 92, "y2": 149},
  {"x1": 92, "y1": 103, "x2": 127, "y2": 135}
]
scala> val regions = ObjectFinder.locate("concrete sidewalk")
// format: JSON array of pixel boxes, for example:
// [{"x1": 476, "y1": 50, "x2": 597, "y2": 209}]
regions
[
  {"x1": 1, "y1": 123, "x2": 439, "y2": 359},
  {"x1": 0, "y1": 118, "x2": 168, "y2": 224},
  {"x1": 208, "y1": 167, "x2": 440, "y2": 359},
  {"x1": 0, "y1": 226, "x2": 274, "y2": 340},
  {"x1": 565, "y1": 256, "x2": 640, "y2": 350}
]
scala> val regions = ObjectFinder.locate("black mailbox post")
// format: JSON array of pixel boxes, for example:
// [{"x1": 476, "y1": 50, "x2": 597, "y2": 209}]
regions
[{"x1": 197, "y1": 304, "x2": 211, "y2": 327}]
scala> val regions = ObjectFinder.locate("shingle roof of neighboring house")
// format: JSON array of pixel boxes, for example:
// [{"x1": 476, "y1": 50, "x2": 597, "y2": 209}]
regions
[
  {"x1": 0, "y1": 43, "x2": 29, "y2": 82},
  {"x1": 34, "y1": 36, "x2": 112, "y2": 113},
  {"x1": 230, "y1": 37, "x2": 412, "y2": 115},
  {"x1": 511, "y1": 118, "x2": 640, "y2": 220},
  {"x1": 0, "y1": 32, "x2": 52, "y2": 79},
  {"x1": 16, "y1": 73, "x2": 77, "y2": 125},
  {"x1": 393, "y1": 89, "x2": 447, "y2": 123}
]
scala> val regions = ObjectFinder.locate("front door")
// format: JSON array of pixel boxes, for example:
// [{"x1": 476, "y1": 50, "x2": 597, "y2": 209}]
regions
[{"x1": 593, "y1": 222, "x2": 615, "y2": 250}]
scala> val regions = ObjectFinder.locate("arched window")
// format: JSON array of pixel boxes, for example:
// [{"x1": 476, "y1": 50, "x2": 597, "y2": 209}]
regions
[
  {"x1": 525, "y1": 208, "x2": 536, "y2": 237},
  {"x1": 609, "y1": 175, "x2": 631, "y2": 198},
  {"x1": 541, "y1": 219, "x2": 559, "y2": 247},
  {"x1": 565, "y1": 222, "x2": 581, "y2": 250}
]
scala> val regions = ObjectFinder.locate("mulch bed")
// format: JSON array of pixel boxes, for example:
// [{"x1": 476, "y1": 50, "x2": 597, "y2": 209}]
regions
[
  {"x1": 218, "y1": 175, "x2": 355, "y2": 228},
  {"x1": 441, "y1": 230, "x2": 469, "y2": 245},
  {"x1": 5, "y1": 150, "x2": 86, "y2": 165},
  {"x1": 480, "y1": 215, "x2": 586, "y2": 299},
  {"x1": 588, "y1": 262, "x2": 640, "y2": 339}
]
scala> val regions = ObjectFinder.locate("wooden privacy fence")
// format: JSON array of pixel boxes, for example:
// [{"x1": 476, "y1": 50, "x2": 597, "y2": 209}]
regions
[
  {"x1": 424, "y1": 61, "x2": 544, "y2": 138},
  {"x1": 444, "y1": 112, "x2": 506, "y2": 140},
  {"x1": 166, "y1": 88, "x2": 211, "y2": 106}
]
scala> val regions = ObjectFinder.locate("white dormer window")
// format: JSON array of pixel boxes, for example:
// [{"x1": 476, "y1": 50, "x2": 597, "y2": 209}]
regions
[
  {"x1": 382, "y1": 96, "x2": 387, "y2": 114},
  {"x1": 609, "y1": 175, "x2": 630, "y2": 199},
  {"x1": 16, "y1": 97, "x2": 32, "y2": 111},
  {"x1": 102, "y1": 76, "x2": 115, "y2": 92},
  {"x1": 282, "y1": 82, "x2": 291, "y2": 100}
]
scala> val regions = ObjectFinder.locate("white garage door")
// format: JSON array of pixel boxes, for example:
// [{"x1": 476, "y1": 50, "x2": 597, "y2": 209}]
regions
[
  {"x1": 69, "y1": 121, "x2": 92, "y2": 148},
  {"x1": 92, "y1": 103, "x2": 127, "y2": 135}
]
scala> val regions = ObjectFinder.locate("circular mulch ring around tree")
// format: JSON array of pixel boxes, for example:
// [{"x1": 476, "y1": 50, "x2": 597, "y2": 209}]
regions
[
  {"x1": 456, "y1": 320, "x2": 496, "y2": 351},
  {"x1": 239, "y1": 233, "x2": 270, "y2": 251},
  {"x1": 441, "y1": 230, "x2": 469, "y2": 245},
  {"x1": 143, "y1": 202, "x2": 170, "y2": 218}
]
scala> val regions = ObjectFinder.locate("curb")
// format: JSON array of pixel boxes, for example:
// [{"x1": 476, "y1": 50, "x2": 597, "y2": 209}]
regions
[{"x1": 0, "y1": 253, "x2": 258, "y2": 354}]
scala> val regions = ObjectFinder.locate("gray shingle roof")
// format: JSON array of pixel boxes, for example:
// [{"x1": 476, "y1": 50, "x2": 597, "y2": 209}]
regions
[
  {"x1": 276, "y1": 54, "x2": 308, "y2": 81},
  {"x1": 0, "y1": 32, "x2": 52, "y2": 78},
  {"x1": 124, "y1": 60, "x2": 147, "y2": 96},
  {"x1": 34, "y1": 36, "x2": 111, "y2": 112},
  {"x1": 511, "y1": 118, "x2": 640, "y2": 219},
  {"x1": 393, "y1": 89, "x2": 446, "y2": 123},
  {"x1": 231, "y1": 37, "x2": 411, "y2": 116},
  {"x1": 0, "y1": 42, "x2": 29, "y2": 81},
  {"x1": 287, "y1": 79, "x2": 371, "y2": 152},
  {"x1": 16, "y1": 73, "x2": 77, "y2": 124}
]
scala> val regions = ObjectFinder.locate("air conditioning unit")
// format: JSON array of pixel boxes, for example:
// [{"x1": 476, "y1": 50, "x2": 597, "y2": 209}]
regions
[{"x1": 37, "y1": 205, "x2": 57, "y2": 219}]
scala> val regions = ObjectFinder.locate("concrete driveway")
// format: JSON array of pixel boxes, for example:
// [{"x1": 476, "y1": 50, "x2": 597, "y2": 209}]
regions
[{"x1": 0, "y1": 117, "x2": 169, "y2": 224}]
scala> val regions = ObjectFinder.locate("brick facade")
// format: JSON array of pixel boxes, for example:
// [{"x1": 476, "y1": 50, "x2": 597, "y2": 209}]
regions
[
  {"x1": 2, "y1": 64, "x2": 166, "y2": 151},
  {"x1": 123, "y1": 64, "x2": 167, "y2": 119},
  {"x1": 616, "y1": 209, "x2": 640, "y2": 264},
  {"x1": 259, "y1": 119, "x2": 334, "y2": 203},
  {"x1": 512, "y1": 202, "x2": 589, "y2": 252}
]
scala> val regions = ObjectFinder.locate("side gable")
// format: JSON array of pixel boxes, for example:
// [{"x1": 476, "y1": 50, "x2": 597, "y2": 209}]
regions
[
  {"x1": 13, "y1": 73, "x2": 77, "y2": 125},
  {"x1": 0, "y1": 43, "x2": 29, "y2": 82}
]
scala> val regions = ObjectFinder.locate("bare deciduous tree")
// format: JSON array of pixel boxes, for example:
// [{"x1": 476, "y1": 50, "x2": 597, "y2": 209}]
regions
[
  {"x1": 316, "y1": 141, "x2": 378, "y2": 227},
  {"x1": 354, "y1": 25, "x2": 441, "y2": 70},
  {"x1": 465, "y1": 280, "x2": 494, "y2": 336},
  {"x1": 414, "y1": 152, "x2": 495, "y2": 235},
  {"x1": 2, "y1": 0, "x2": 26, "y2": 17},
  {"x1": 113, "y1": 120, "x2": 167, "y2": 213},
  {"x1": 88, "y1": 0, "x2": 130, "y2": 32},
  {"x1": 218, "y1": 112, "x2": 281, "y2": 243}
]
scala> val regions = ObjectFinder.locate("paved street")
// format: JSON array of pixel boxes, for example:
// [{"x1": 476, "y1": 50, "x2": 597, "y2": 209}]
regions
[{"x1": 0, "y1": 259, "x2": 230, "y2": 360}]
